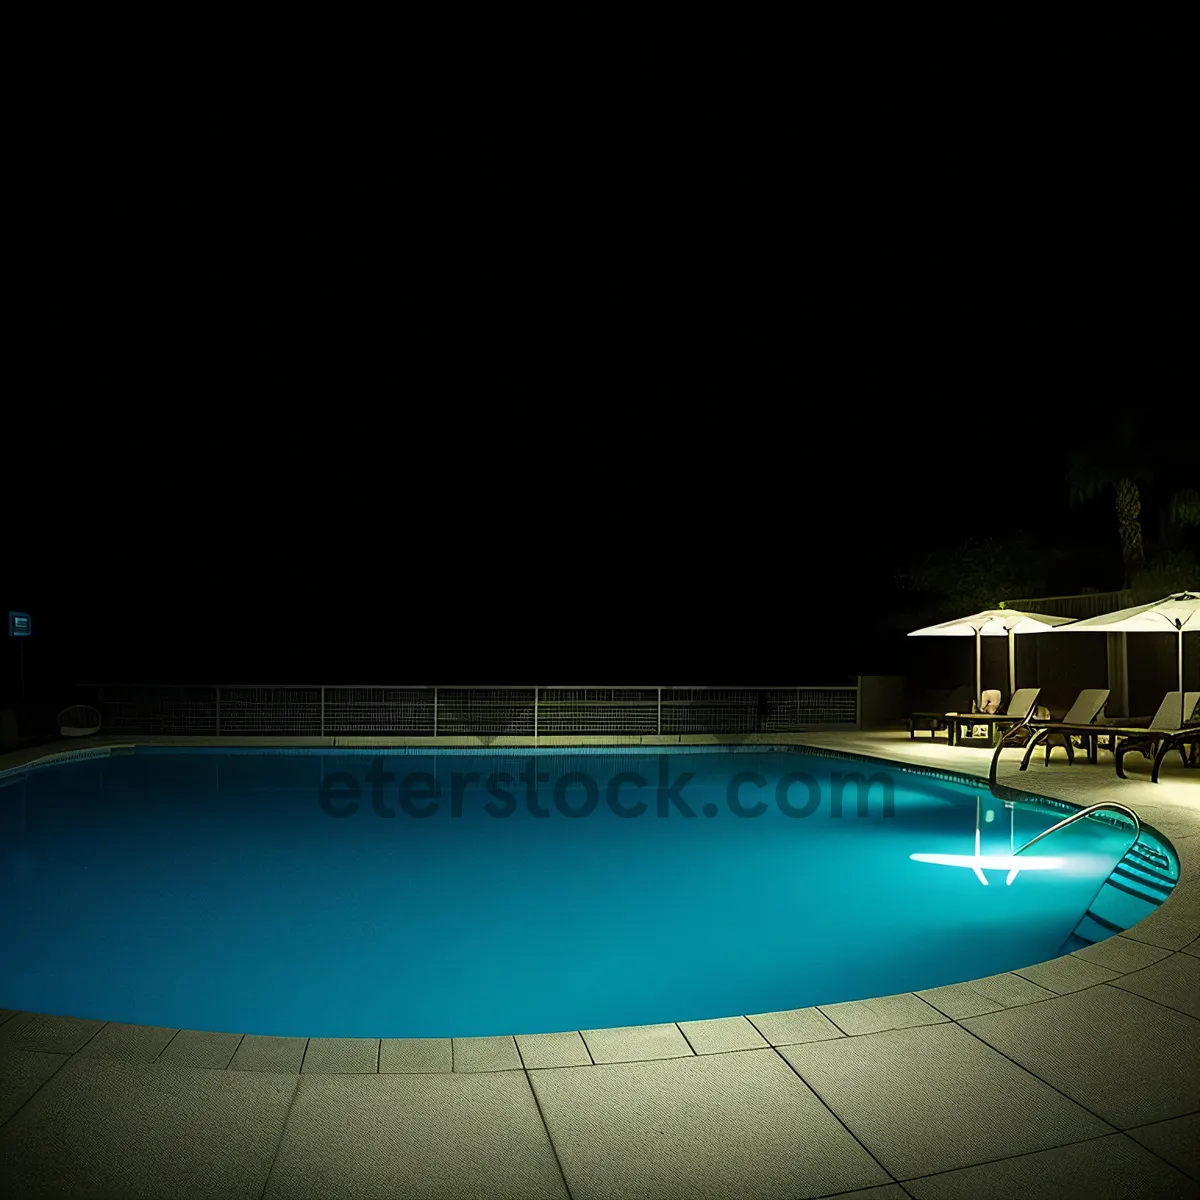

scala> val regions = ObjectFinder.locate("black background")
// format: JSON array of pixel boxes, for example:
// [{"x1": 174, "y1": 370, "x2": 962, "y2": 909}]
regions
[{"x1": 4, "y1": 6, "x2": 1185, "y2": 691}]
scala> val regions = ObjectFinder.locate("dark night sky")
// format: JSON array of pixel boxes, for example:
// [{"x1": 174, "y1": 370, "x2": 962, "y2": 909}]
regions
[{"x1": 4, "y1": 6, "x2": 1188, "y2": 689}]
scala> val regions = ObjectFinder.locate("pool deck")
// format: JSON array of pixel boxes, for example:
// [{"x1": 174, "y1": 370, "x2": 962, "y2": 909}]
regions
[{"x1": 1, "y1": 731, "x2": 1197, "y2": 1198}]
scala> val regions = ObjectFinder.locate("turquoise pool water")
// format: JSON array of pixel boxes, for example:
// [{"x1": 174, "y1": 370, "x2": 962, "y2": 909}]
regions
[{"x1": 0, "y1": 747, "x2": 1178, "y2": 1037}]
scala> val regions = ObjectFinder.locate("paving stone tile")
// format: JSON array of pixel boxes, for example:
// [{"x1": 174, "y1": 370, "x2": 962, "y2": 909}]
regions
[
  {"x1": 263, "y1": 1070, "x2": 567, "y2": 1199},
  {"x1": 1110, "y1": 951, "x2": 1200, "y2": 1018},
  {"x1": 379, "y1": 1038, "x2": 452, "y2": 1073},
  {"x1": 1071, "y1": 935, "x2": 1172, "y2": 975},
  {"x1": 0, "y1": 1012, "x2": 105, "y2": 1055},
  {"x1": 155, "y1": 1030, "x2": 243, "y2": 1070},
  {"x1": 963, "y1": 984, "x2": 1200, "y2": 1127},
  {"x1": 75, "y1": 1023, "x2": 177, "y2": 1064},
  {"x1": 917, "y1": 972, "x2": 1058, "y2": 1020},
  {"x1": 902, "y1": 1132, "x2": 1195, "y2": 1198},
  {"x1": 818, "y1": 992, "x2": 948, "y2": 1036},
  {"x1": 1126, "y1": 1113, "x2": 1200, "y2": 1182},
  {"x1": 0, "y1": 1054, "x2": 297, "y2": 1199},
  {"x1": 0, "y1": 1050, "x2": 69, "y2": 1126},
  {"x1": 1122, "y1": 909, "x2": 1200, "y2": 951},
  {"x1": 452, "y1": 1036, "x2": 522, "y2": 1072},
  {"x1": 1013, "y1": 954, "x2": 1119, "y2": 993},
  {"x1": 516, "y1": 1031, "x2": 592, "y2": 1069},
  {"x1": 746, "y1": 1006, "x2": 845, "y2": 1046},
  {"x1": 531, "y1": 1049, "x2": 889, "y2": 1199},
  {"x1": 228, "y1": 1035, "x2": 307, "y2": 1073},
  {"x1": 781, "y1": 1022, "x2": 1111, "y2": 1179},
  {"x1": 580, "y1": 1023, "x2": 693, "y2": 1064},
  {"x1": 677, "y1": 1016, "x2": 769, "y2": 1055},
  {"x1": 301, "y1": 1038, "x2": 379, "y2": 1073}
]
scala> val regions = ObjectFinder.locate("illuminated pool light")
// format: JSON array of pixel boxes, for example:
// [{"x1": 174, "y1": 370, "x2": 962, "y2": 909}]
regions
[
  {"x1": 909, "y1": 851, "x2": 1065, "y2": 886},
  {"x1": 909, "y1": 794, "x2": 1064, "y2": 885}
]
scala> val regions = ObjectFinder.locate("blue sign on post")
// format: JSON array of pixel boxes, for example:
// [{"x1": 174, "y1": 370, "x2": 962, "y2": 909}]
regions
[{"x1": 8, "y1": 612, "x2": 31, "y2": 637}]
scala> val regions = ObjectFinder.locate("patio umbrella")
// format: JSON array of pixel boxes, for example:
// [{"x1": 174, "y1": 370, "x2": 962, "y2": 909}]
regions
[
  {"x1": 1051, "y1": 591, "x2": 1200, "y2": 727},
  {"x1": 908, "y1": 609, "x2": 1073, "y2": 708}
]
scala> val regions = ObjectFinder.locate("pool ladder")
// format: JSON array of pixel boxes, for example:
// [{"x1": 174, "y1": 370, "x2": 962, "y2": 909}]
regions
[{"x1": 1011, "y1": 802, "x2": 1141, "y2": 857}]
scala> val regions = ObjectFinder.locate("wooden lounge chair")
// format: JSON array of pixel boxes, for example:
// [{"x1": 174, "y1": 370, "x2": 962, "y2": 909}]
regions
[
  {"x1": 998, "y1": 688, "x2": 1111, "y2": 770},
  {"x1": 1112, "y1": 692, "x2": 1200, "y2": 780},
  {"x1": 944, "y1": 687, "x2": 1042, "y2": 746},
  {"x1": 908, "y1": 684, "x2": 974, "y2": 739}
]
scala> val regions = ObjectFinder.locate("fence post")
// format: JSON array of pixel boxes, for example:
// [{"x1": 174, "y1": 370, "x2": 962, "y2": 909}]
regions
[
  {"x1": 215, "y1": 686, "x2": 221, "y2": 736},
  {"x1": 533, "y1": 686, "x2": 539, "y2": 745},
  {"x1": 432, "y1": 686, "x2": 438, "y2": 738},
  {"x1": 657, "y1": 687, "x2": 662, "y2": 737},
  {"x1": 320, "y1": 686, "x2": 325, "y2": 738}
]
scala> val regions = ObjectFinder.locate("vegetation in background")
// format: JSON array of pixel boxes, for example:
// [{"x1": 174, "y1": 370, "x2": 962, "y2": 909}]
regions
[
  {"x1": 894, "y1": 535, "x2": 1049, "y2": 626},
  {"x1": 1067, "y1": 419, "x2": 1198, "y2": 596}
]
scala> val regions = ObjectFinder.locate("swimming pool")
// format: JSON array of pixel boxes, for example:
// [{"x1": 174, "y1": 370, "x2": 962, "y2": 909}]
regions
[{"x1": 0, "y1": 746, "x2": 1178, "y2": 1038}]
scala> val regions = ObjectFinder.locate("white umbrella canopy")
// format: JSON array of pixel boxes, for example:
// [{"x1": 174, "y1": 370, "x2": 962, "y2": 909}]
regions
[
  {"x1": 1052, "y1": 591, "x2": 1200, "y2": 726},
  {"x1": 908, "y1": 609, "x2": 1073, "y2": 706}
]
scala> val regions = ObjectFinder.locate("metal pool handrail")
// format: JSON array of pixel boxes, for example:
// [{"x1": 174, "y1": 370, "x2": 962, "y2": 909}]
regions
[
  {"x1": 1012, "y1": 802, "x2": 1141, "y2": 857},
  {"x1": 989, "y1": 713, "x2": 1037, "y2": 789}
]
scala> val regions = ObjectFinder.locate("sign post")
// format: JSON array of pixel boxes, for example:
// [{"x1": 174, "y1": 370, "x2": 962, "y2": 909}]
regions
[{"x1": 8, "y1": 612, "x2": 31, "y2": 706}]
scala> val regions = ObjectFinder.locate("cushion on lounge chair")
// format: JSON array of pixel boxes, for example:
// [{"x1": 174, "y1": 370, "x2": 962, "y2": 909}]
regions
[
  {"x1": 1006, "y1": 688, "x2": 1040, "y2": 719},
  {"x1": 1059, "y1": 689, "x2": 1110, "y2": 726},
  {"x1": 1146, "y1": 691, "x2": 1200, "y2": 732}
]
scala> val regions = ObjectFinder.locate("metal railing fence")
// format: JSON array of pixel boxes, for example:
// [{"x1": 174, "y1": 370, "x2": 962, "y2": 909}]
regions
[{"x1": 81, "y1": 684, "x2": 861, "y2": 739}]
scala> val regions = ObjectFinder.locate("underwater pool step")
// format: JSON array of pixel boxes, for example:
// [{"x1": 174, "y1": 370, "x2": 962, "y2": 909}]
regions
[
  {"x1": 1127, "y1": 844, "x2": 1169, "y2": 869},
  {"x1": 1056, "y1": 885, "x2": 1147, "y2": 951},
  {"x1": 1075, "y1": 909, "x2": 1124, "y2": 938},
  {"x1": 1111, "y1": 865, "x2": 1174, "y2": 895},
  {"x1": 1115, "y1": 857, "x2": 1177, "y2": 887},
  {"x1": 1118, "y1": 861, "x2": 1178, "y2": 887},
  {"x1": 1125, "y1": 842, "x2": 1172, "y2": 865},
  {"x1": 1066, "y1": 872, "x2": 1170, "y2": 952},
  {"x1": 1099, "y1": 876, "x2": 1168, "y2": 908}
]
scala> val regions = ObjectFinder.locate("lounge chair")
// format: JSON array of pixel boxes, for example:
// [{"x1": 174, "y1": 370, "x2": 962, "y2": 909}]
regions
[
  {"x1": 997, "y1": 688, "x2": 1111, "y2": 770},
  {"x1": 1143, "y1": 727, "x2": 1200, "y2": 783},
  {"x1": 944, "y1": 687, "x2": 1042, "y2": 745},
  {"x1": 908, "y1": 684, "x2": 974, "y2": 739},
  {"x1": 1112, "y1": 692, "x2": 1200, "y2": 780}
]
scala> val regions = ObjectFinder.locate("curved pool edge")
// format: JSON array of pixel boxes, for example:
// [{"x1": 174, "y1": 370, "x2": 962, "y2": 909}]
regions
[{"x1": 2, "y1": 731, "x2": 1198, "y2": 1197}]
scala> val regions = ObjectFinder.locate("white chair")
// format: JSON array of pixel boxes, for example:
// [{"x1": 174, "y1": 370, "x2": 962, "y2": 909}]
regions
[{"x1": 58, "y1": 705, "x2": 102, "y2": 737}]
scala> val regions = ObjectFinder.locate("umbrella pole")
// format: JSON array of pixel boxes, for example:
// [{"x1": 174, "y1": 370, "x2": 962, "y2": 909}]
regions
[
  {"x1": 1008, "y1": 630, "x2": 1016, "y2": 697},
  {"x1": 975, "y1": 629, "x2": 982, "y2": 710},
  {"x1": 1179, "y1": 625, "x2": 1185, "y2": 728}
]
